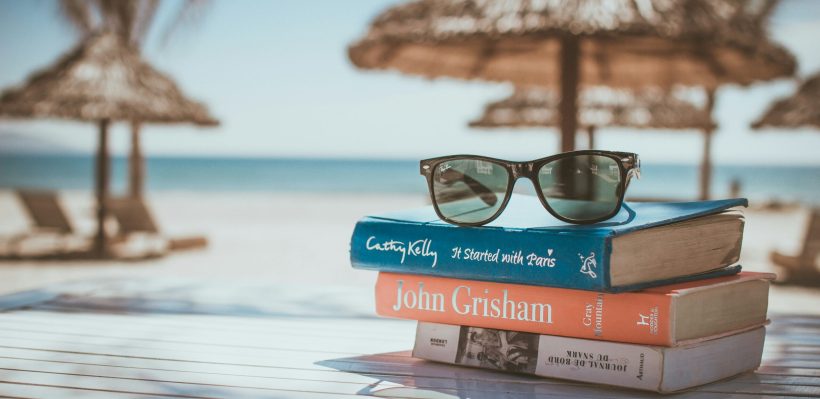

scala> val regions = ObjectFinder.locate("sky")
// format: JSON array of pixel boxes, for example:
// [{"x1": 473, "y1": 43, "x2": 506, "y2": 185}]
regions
[{"x1": 0, "y1": 0, "x2": 819, "y2": 165}]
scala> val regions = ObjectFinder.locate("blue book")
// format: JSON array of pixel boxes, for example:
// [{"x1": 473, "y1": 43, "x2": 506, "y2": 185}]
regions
[{"x1": 350, "y1": 194, "x2": 746, "y2": 292}]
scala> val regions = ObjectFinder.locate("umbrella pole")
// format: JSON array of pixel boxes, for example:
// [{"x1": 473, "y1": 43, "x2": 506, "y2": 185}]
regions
[
  {"x1": 700, "y1": 89, "x2": 716, "y2": 200},
  {"x1": 586, "y1": 125, "x2": 596, "y2": 150},
  {"x1": 559, "y1": 36, "x2": 580, "y2": 153},
  {"x1": 94, "y1": 119, "x2": 111, "y2": 257},
  {"x1": 129, "y1": 121, "x2": 144, "y2": 198}
]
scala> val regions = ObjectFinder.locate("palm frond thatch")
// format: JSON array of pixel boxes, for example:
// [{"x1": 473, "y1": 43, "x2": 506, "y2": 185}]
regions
[
  {"x1": 57, "y1": 0, "x2": 208, "y2": 49},
  {"x1": 752, "y1": 72, "x2": 820, "y2": 129},
  {"x1": 470, "y1": 87, "x2": 715, "y2": 130},
  {"x1": 349, "y1": 0, "x2": 796, "y2": 89},
  {"x1": 0, "y1": 32, "x2": 218, "y2": 125}
]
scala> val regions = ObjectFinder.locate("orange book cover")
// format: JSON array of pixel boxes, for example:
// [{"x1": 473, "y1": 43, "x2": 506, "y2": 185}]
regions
[{"x1": 375, "y1": 271, "x2": 772, "y2": 346}]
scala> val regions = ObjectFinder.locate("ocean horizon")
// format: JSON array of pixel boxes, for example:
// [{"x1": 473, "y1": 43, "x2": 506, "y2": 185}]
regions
[{"x1": 1, "y1": 153, "x2": 818, "y2": 204}]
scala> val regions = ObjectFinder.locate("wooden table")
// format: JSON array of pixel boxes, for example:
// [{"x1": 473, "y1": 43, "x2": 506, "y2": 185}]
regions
[{"x1": 0, "y1": 279, "x2": 817, "y2": 398}]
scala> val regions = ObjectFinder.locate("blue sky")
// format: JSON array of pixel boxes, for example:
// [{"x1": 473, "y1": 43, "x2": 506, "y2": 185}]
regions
[{"x1": 0, "y1": 0, "x2": 819, "y2": 165}]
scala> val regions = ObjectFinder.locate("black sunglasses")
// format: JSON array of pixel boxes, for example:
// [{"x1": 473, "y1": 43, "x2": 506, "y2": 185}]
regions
[{"x1": 420, "y1": 150, "x2": 640, "y2": 226}]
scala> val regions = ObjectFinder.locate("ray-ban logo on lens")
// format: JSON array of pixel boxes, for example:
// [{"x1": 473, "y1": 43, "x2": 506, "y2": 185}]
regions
[{"x1": 439, "y1": 163, "x2": 452, "y2": 173}]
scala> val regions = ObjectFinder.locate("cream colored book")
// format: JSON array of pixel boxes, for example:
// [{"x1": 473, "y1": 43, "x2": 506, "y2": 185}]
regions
[{"x1": 413, "y1": 322, "x2": 766, "y2": 393}]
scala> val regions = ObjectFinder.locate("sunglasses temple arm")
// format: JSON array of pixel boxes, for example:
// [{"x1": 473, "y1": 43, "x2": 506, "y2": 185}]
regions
[
  {"x1": 461, "y1": 174, "x2": 500, "y2": 207},
  {"x1": 621, "y1": 202, "x2": 637, "y2": 224},
  {"x1": 441, "y1": 169, "x2": 499, "y2": 207}
]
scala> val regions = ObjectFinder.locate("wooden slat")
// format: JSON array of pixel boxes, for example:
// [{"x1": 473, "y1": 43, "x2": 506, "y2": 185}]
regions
[
  {"x1": 0, "y1": 316, "x2": 415, "y2": 353},
  {"x1": 758, "y1": 366, "x2": 820, "y2": 378},
  {"x1": 1, "y1": 310, "x2": 404, "y2": 339}
]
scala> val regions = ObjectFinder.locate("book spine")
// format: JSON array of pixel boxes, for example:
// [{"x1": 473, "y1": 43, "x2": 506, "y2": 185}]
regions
[
  {"x1": 413, "y1": 322, "x2": 664, "y2": 392},
  {"x1": 351, "y1": 218, "x2": 612, "y2": 291},
  {"x1": 378, "y1": 273, "x2": 674, "y2": 345}
]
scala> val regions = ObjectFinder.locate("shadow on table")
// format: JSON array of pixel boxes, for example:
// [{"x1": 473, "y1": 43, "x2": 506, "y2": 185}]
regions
[
  {"x1": 317, "y1": 351, "x2": 664, "y2": 399},
  {"x1": 0, "y1": 278, "x2": 378, "y2": 319}
]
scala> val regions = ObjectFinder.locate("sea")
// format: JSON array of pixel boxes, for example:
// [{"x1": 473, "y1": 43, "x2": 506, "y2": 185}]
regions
[{"x1": 0, "y1": 154, "x2": 818, "y2": 204}]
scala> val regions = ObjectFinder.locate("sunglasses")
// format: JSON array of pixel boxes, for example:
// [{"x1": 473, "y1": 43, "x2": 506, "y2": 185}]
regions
[{"x1": 420, "y1": 150, "x2": 640, "y2": 226}]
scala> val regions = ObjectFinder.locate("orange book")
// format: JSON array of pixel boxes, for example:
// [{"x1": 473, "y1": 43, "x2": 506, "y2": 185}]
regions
[{"x1": 375, "y1": 271, "x2": 773, "y2": 346}]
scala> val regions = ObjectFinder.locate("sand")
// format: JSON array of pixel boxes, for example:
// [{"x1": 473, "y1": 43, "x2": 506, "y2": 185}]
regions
[{"x1": 0, "y1": 190, "x2": 817, "y2": 314}]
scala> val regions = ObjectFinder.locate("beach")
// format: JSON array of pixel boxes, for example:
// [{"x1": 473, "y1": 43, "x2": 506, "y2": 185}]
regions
[{"x1": 0, "y1": 189, "x2": 817, "y2": 314}]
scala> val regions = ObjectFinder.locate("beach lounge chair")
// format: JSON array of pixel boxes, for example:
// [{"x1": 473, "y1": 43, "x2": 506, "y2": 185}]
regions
[
  {"x1": 108, "y1": 197, "x2": 208, "y2": 257},
  {"x1": 3, "y1": 190, "x2": 87, "y2": 257},
  {"x1": 770, "y1": 208, "x2": 820, "y2": 286}
]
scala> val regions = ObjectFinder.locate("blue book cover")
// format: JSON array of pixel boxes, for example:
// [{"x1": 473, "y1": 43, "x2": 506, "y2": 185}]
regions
[{"x1": 350, "y1": 194, "x2": 746, "y2": 292}]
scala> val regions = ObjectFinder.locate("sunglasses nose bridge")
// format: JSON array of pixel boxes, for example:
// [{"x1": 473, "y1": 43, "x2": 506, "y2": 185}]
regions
[{"x1": 509, "y1": 162, "x2": 533, "y2": 179}]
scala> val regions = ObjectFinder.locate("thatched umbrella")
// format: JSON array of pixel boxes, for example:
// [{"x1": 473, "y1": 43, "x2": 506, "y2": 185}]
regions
[
  {"x1": 0, "y1": 32, "x2": 218, "y2": 256},
  {"x1": 470, "y1": 87, "x2": 715, "y2": 197},
  {"x1": 470, "y1": 87, "x2": 715, "y2": 140},
  {"x1": 349, "y1": 0, "x2": 796, "y2": 198},
  {"x1": 750, "y1": 73, "x2": 819, "y2": 284},
  {"x1": 752, "y1": 72, "x2": 820, "y2": 130}
]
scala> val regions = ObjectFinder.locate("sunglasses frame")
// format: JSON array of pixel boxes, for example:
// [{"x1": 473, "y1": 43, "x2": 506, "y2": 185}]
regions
[{"x1": 420, "y1": 150, "x2": 640, "y2": 226}]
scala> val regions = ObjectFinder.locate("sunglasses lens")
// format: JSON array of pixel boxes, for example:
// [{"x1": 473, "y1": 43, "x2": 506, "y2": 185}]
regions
[
  {"x1": 432, "y1": 159, "x2": 510, "y2": 225},
  {"x1": 537, "y1": 155, "x2": 622, "y2": 222}
]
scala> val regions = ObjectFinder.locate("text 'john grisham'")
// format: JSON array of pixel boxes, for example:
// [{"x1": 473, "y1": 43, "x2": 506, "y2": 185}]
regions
[
  {"x1": 391, "y1": 280, "x2": 553, "y2": 324},
  {"x1": 365, "y1": 236, "x2": 557, "y2": 268}
]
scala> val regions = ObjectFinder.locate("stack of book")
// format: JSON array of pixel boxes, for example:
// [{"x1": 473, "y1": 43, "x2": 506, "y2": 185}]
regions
[{"x1": 350, "y1": 194, "x2": 772, "y2": 393}]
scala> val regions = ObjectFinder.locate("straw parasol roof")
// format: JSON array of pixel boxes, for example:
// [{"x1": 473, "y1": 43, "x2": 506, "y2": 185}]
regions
[
  {"x1": 349, "y1": 0, "x2": 796, "y2": 90},
  {"x1": 0, "y1": 31, "x2": 218, "y2": 126},
  {"x1": 469, "y1": 87, "x2": 715, "y2": 130},
  {"x1": 752, "y1": 72, "x2": 820, "y2": 129},
  {"x1": 0, "y1": 31, "x2": 218, "y2": 257}
]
